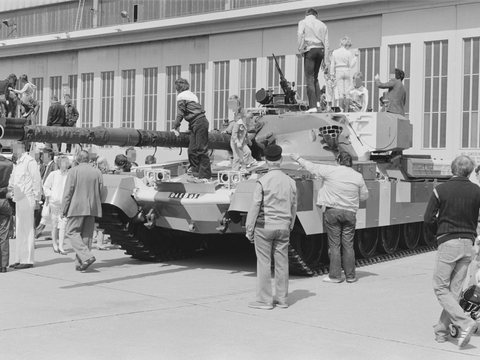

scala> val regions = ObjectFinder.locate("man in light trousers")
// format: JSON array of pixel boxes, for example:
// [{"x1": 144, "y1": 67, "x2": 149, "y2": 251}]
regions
[
  {"x1": 8, "y1": 142, "x2": 42, "y2": 269},
  {"x1": 246, "y1": 145, "x2": 297, "y2": 310},
  {"x1": 424, "y1": 155, "x2": 480, "y2": 348}
]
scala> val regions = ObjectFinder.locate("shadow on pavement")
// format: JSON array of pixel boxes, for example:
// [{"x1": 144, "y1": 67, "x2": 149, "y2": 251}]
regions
[
  {"x1": 59, "y1": 264, "x2": 192, "y2": 289},
  {"x1": 288, "y1": 289, "x2": 316, "y2": 306}
]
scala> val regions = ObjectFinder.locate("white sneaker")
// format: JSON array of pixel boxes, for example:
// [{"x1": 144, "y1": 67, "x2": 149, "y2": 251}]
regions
[
  {"x1": 306, "y1": 107, "x2": 318, "y2": 113},
  {"x1": 246, "y1": 160, "x2": 258, "y2": 168},
  {"x1": 195, "y1": 178, "x2": 211, "y2": 183},
  {"x1": 323, "y1": 276, "x2": 342, "y2": 283}
]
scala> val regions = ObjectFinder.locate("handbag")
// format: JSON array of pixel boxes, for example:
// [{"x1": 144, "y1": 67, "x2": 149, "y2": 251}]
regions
[{"x1": 41, "y1": 198, "x2": 50, "y2": 218}]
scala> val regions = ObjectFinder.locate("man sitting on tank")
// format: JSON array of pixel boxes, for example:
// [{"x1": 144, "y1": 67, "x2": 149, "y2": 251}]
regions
[{"x1": 171, "y1": 78, "x2": 212, "y2": 183}]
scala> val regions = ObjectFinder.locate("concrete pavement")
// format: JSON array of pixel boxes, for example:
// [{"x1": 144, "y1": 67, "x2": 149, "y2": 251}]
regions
[{"x1": 1, "y1": 238, "x2": 479, "y2": 360}]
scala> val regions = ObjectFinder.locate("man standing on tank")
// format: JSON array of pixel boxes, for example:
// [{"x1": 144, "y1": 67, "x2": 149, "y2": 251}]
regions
[
  {"x1": 291, "y1": 151, "x2": 368, "y2": 283},
  {"x1": 47, "y1": 95, "x2": 66, "y2": 152},
  {"x1": 297, "y1": 8, "x2": 330, "y2": 112},
  {"x1": 246, "y1": 145, "x2": 297, "y2": 310},
  {"x1": 424, "y1": 155, "x2": 480, "y2": 348},
  {"x1": 374, "y1": 68, "x2": 406, "y2": 116},
  {"x1": 64, "y1": 94, "x2": 79, "y2": 154},
  {"x1": 171, "y1": 78, "x2": 212, "y2": 183},
  {"x1": 61, "y1": 150, "x2": 103, "y2": 272}
]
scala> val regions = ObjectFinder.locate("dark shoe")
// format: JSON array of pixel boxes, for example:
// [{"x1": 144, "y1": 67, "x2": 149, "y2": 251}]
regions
[
  {"x1": 458, "y1": 323, "x2": 478, "y2": 348},
  {"x1": 0, "y1": 267, "x2": 6, "y2": 273},
  {"x1": 75, "y1": 265, "x2": 81, "y2": 271},
  {"x1": 59, "y1": 249, "x2": 67, "y2": 255},
  {"x1": 14, "y1": 264, "x2": 33, "y2": 269},
  {"x1": 9, "y1": 262, "x2": 19, "y2": 268},
  {"x1": 79, "y1": 257, "x2": 96, "y2": 271}
]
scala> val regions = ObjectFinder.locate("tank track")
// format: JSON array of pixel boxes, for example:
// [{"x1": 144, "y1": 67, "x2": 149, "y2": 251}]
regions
[
  {"x1": 97, "y1": 207, "x2": 205, "y2": 262},
  {"x1": 288, "y1": 244, "x2": 437, "y2": 277}
]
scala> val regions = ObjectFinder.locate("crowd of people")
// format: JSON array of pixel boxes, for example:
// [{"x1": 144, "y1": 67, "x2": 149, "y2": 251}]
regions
[
  {"x1": 0, "y1": 141, "x2": 160, "y2": 273},
  {"x1": 297, "y1": 8, "x2": 406, "y2": 116}
]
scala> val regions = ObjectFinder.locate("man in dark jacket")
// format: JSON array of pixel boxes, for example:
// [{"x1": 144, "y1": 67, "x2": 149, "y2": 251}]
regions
[
  {"x1": 171, "y1": 78, "x2": 212, "y2": 182},
  {"x1": 47, "y1": 95, "x2": 66, "y2": 152},
  {"x1": 374, "y1": 68, "x2": 406, "y2": 116},
  {"x1": 61, "y1": 150, "x2": 103, "y2": 272},
  {"x1": 0, "y1": 74, "x2": 17, "y2": 117},
  {"x1": 0, "y1": 144, "x2": 14, "y2": 272},
  {"x1": 63, "y1": 94, "x2": 78, "y2": 153},
  {"x1": 424, "y1": 155, "x2": 480, "y2": 348}
]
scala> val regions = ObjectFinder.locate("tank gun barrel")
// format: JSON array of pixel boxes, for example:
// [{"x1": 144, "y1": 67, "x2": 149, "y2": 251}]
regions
[{"x1": 0, "y1": 118, "x2": 232, "y2": 150}]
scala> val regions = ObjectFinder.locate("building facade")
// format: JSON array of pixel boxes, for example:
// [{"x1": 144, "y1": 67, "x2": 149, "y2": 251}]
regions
[{"x1": 0, "y1": 0, "x2": 478, "y2": 163}]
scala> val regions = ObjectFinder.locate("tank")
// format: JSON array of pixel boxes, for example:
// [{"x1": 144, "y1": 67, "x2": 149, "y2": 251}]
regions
[{"x1": 0, "y1": 109, "x2": 447, "y2": 276}]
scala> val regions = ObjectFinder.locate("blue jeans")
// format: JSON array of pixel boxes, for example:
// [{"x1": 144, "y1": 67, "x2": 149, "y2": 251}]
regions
[
  {"x1": 433, "y1": 238, "x2": 475, "y2": 336},
  {"x1": 304, "y1": 48, "x2": 324, "y2": 108},
  {"x1": 324, "y1": 208, "x2": 356, "y2": 281},
  {"x1": 188, "y1": 116, "x2": 212, "y2": 180}
]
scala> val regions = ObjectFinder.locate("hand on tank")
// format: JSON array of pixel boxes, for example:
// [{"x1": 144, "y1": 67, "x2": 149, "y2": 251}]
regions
[
  {"x1": 172, "y1": 129, "x2": 180, "y2": 137},
  {"x1": 290, "y1": 153, "x2": 301, "y2": 161},
  {"x1": 246, "y1": 234, "x2": 254, "y2": 243}
]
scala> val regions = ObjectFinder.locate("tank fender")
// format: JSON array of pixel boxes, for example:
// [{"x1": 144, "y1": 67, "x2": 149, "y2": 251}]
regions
[
  {"x1": 227, "y1": 179, "x2": 257, "y2": 213},
  {"x1": 102, "y1": 174, "x2": 139, "y2": 218}
]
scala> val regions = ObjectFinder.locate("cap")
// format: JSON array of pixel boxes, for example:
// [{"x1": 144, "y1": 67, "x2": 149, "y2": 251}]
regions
[{"x1": 264, "y1": 144, "x2": 282, "y2": 161}]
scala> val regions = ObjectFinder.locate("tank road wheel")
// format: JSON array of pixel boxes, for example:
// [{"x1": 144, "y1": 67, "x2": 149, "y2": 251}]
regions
[
  {"x1": 420, "y1": 223, "x2": 437, "y2": 247},
  {"x1": 290, "y1": 233, "x2": 324, "y2": 269},
  {"x1": 399, "y1": 222, "x2": 422, "y2": 250},
  {"x1": 132, "y1": 223, "x2": 173, "y2": 260},
  {"x1": 354, "y1": 228, "x2": 379, "y2": 259},
  {"x1": 377, "y1": 225, "x2": 400, "y2": 254}
]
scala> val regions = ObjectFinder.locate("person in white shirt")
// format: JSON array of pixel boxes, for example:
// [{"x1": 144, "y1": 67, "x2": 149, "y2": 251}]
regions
[
  {"x1": 43, "y1": 156, "x2": 70, "y2": 255},
  {"x1": 7, "y1": 142, "x2": 42, "y2": 269},
  {"x1": 349, "y1": 72, "x2": 369, "y2": 112},
  {"x1": 10, "y1": 74, "x2": 36, "y2": 118},
  {"x1": 291, "y1": 151, "x2": 368, "y2": 283},
  {"x1": 331, "y1": 37, "x2": 358, "y2": 112},
  {"x1": 297, "y1": 8, "x2": 330, "y2": 112}
]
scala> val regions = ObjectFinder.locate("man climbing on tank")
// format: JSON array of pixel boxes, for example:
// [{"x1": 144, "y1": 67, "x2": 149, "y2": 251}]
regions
[{"x1": 171, "y1": 78, "x2": 212, "y2": 183}]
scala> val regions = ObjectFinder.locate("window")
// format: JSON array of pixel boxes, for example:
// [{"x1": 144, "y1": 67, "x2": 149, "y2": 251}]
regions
[
  {"x1": 31, "y1": 77, "x2": 43, "y2": 125},
  {"x1": 267, "y1": 55, "x2": 285, "y2": 94},
  {"x1": 190, "y1": 63, "x2": 206, "y2": 107},
  {"x1": 143, "y1": 67, "x2": 158, "y2": 131},
  {"x1": 81, "y1": 73, "x2": 94, "y2": 128},
  {"x1": 358, "y1": 47, "x2": 380, "y2": 112},
  {"x1": 166, "y1": 65, "x2": 181, "y2": 131},
  {"x1": 101, "y1": 71, "x2": 114, "y2": 128},
  {"x1": 50, "y1": 76, "x2": 62, "y2": 100},
  {"x1": 122, "y1": 70, "x2": 135, "y2": 128},
  {"x1": 462, "y1": 37, "x2": 480, "y2": 148},
  {"x1": 68, "y1": 75, "x2": 78, "y2": 105},
  {"x1": 423, "y1": 40, "x2": 448, "y2": 149},
  {"x1": 213, "y1": 60, "x2": 230, "y2": 130},
  {"x1": 295, "y1": 54, "x2": 307, "y2": 102},
  {"x1": 388, "y1": 44, "x2": 411, "y2": 116},
  {"x1": 239, "y1": 58, "x2": 257, "y2": 108}
]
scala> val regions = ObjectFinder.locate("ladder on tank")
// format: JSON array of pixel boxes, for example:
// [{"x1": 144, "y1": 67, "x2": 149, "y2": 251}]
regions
[{"x1": 74, "y1": 0, "x2": 86, "y2": 31}]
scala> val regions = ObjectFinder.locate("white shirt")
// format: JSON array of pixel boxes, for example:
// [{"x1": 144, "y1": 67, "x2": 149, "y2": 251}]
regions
[
  {"x1": 43, "y1": 169, "x2": 68, "y2": 206},
  {"x1": 331, "y1": 47, "x2": 357, "y2": 74},
  {"x1": 8, "y1": 153, "x2": 42, "y2": 201},
  {"x1": 298, "y1": 159, "x2": 369, "y2": 213},
  {"x1": 297, "y1": 15, "x2": 329, "y2": 53}
]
